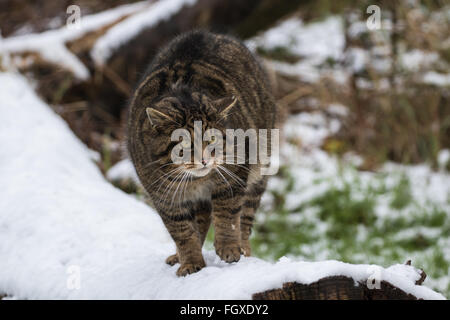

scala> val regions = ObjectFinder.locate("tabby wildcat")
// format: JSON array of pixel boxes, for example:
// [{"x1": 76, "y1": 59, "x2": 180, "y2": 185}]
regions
[{"x1": 128, "y1": 31, "x2": 277, "y2": 276}]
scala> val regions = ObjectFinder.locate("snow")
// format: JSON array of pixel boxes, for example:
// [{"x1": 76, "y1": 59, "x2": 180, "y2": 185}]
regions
[
  {"x1": 283, "y1": 112, "x2": 341, "y2": 149},
  {"x1": 400, "y1": 50, "x2": 439, "y2": 72},
  {"x1": 423, "y1": 71, "x2": 450, "y2": 86},
  {"x1": 248, "y1": 14, "x2": 450, "y2": 91},
  {"x1": 91, "y1": 0, "x2": 197, "y2": 66},
  {"x1": 106, "y1": 158, "x2": 139, "y2": 184},
  {"x1": 345, "y1": 47, "x2": 368, "y2": 72},
  {"x1": 250, "y1": 13, "x2": 450, "y2": 220},
  {"x1": 0, "y1": 71, "x2": 444, "y2": 299},
  {"x1": 247, "y1": 17, "x2": 344, "y2": 66},
  {"x1": 438, "y1": 149, "x2": 450, "y2": 169},
  {"x1": 1, "y1": 0, "x2": 199, "y2": 77},
  {"x1": 246, "y1": 16, "x2": 345, "y2": 83},
  {"x1": 0, "y1": 1, "x2": 149, "y2": 79}
]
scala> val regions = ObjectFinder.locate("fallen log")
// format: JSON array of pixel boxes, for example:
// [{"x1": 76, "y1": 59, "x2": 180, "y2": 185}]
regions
[
  {"x1": 253, "y1": 260, "x2": 430, "y2": 300},
  {"x1": 254, "y1": 276, "x2": 419, "y2": 300}
]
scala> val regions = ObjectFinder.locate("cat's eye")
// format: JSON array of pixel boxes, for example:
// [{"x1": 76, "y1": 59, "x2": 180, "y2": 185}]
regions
[{"x1": 209, "y1": 136, "x2": 216, "y2": 144}]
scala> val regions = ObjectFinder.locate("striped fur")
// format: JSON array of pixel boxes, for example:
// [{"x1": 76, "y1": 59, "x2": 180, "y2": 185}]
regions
[{"x1": 128, "y1": 31, "x2": 277, "y2": 276}]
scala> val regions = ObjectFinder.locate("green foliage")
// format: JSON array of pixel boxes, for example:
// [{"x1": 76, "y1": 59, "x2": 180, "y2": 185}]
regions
[
  {"x1": 312, "y1": 183, "x2": 377, "y2": 227},
  {"x1": 390, "y1": 174, "x2": 412, "y2": 210}
]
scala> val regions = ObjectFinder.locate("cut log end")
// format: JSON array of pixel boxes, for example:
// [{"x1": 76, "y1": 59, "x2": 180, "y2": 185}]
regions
[{"x1": 252, "y1": 276, "x2": 421, "y2": 300}]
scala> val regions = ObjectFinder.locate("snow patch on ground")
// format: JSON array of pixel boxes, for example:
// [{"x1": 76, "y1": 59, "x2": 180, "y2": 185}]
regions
[
  {"x1": 246, "y1": 16, "x2": 345, "y2": 83},
  {"x1": 400, "y1": 50, "x2": 439, "y2": 72},
  {"x1": 247, "y1": 16, "x2": 344, "y2": 66},
  {"x1": 423, "y1": 71, "x2": 450, "y2": 86}
]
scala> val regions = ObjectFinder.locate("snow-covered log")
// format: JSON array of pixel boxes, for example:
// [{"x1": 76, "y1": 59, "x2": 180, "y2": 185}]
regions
[
  {"x1": 0, "y1": 72, "x2": 444, "y2": 300},
  {"x1": 0, "y1": 0, "x2": 301, "y2": 78},
  {"x1": 253, "y1": 272, "x2": 428, "y2": 300}
]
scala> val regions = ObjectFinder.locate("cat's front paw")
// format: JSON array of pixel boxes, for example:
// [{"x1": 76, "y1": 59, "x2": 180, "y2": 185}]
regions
[
  {"x1": 216, "y1": 245, "x2": 241, "y2": 263},
  {"x1": 176, "y1": 261, "x2": 206, "y2": 277},
  {"x1": 165, "y1": 254, "x2": 179, "y2": 266}
]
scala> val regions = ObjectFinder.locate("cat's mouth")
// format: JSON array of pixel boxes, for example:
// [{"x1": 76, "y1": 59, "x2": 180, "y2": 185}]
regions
[
  {"x1": 190, "y1": 166, "x2": 212, "y2": 177},
  {"x1": 184, "y1": 163, "x2": 215, "y2": 177}
]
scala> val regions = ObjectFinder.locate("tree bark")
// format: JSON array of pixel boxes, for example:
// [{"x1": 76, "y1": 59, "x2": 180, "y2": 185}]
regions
[{"x1": 253, "y1": 276, "x2": 421, "y2": 300}]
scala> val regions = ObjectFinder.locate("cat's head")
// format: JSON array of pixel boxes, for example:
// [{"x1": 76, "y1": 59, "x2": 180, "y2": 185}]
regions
[{"x1": 145, "y1": 85, "x2": 236, "y2": 178}]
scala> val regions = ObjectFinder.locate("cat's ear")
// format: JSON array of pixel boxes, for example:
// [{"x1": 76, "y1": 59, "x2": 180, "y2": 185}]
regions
[
  {"x1": 146, "y1": 107, "x2": 174, "y2": 127},
  {"x1": 214, "y1": 96, "x2": 237, "y2": 117}
]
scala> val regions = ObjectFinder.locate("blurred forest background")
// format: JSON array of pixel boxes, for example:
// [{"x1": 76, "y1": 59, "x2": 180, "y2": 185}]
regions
[{"x1": 1, "y1": 0, "x2": 449, "y2": 296}]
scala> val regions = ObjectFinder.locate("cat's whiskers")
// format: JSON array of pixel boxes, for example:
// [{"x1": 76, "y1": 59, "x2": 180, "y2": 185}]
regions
[
  {"x1": 154, "y1": 169, "x2": 184, "y2": 198},
  {"x1": 148, "y1": 165, "x2": 182, "y2": 188},
  {"x1": 152, "y1": 168, "x2": 183, "y2": 208},
  {"x1": 157, "y1": 168, "x2": 185, "y2": 207},
  {"x1": 171, "y1": 171, "x2": 189, "y2": 208},
  {"x1": 220, "y1": 166, "x2": 246, "y2": 187},
  {"x1": 214, "y1": 167, "x2": 233, "y2": 197},
  {"x1": 165, "y1": 169, "x2": 186, "y2": 200},
  {"x1": 177, "y1": 171, "x2": 192, "y2": 212},
  {"x1": 223, "y1": 154, "x2": 251, "y2": 171},
  {"x1": 217, "y1": 165, "x2": 246, "y2": 188},
  {"x1": 143, "y1": 158, "x2": 165, "y2": 169},
  {"x1": 232, "y1": 164, "x2": 251, "y2": 171}
]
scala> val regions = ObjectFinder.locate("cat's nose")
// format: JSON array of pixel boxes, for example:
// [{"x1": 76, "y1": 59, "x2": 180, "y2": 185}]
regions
[{"x1": 201, "y1": 159, "x2": 207, "y2": 166}]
